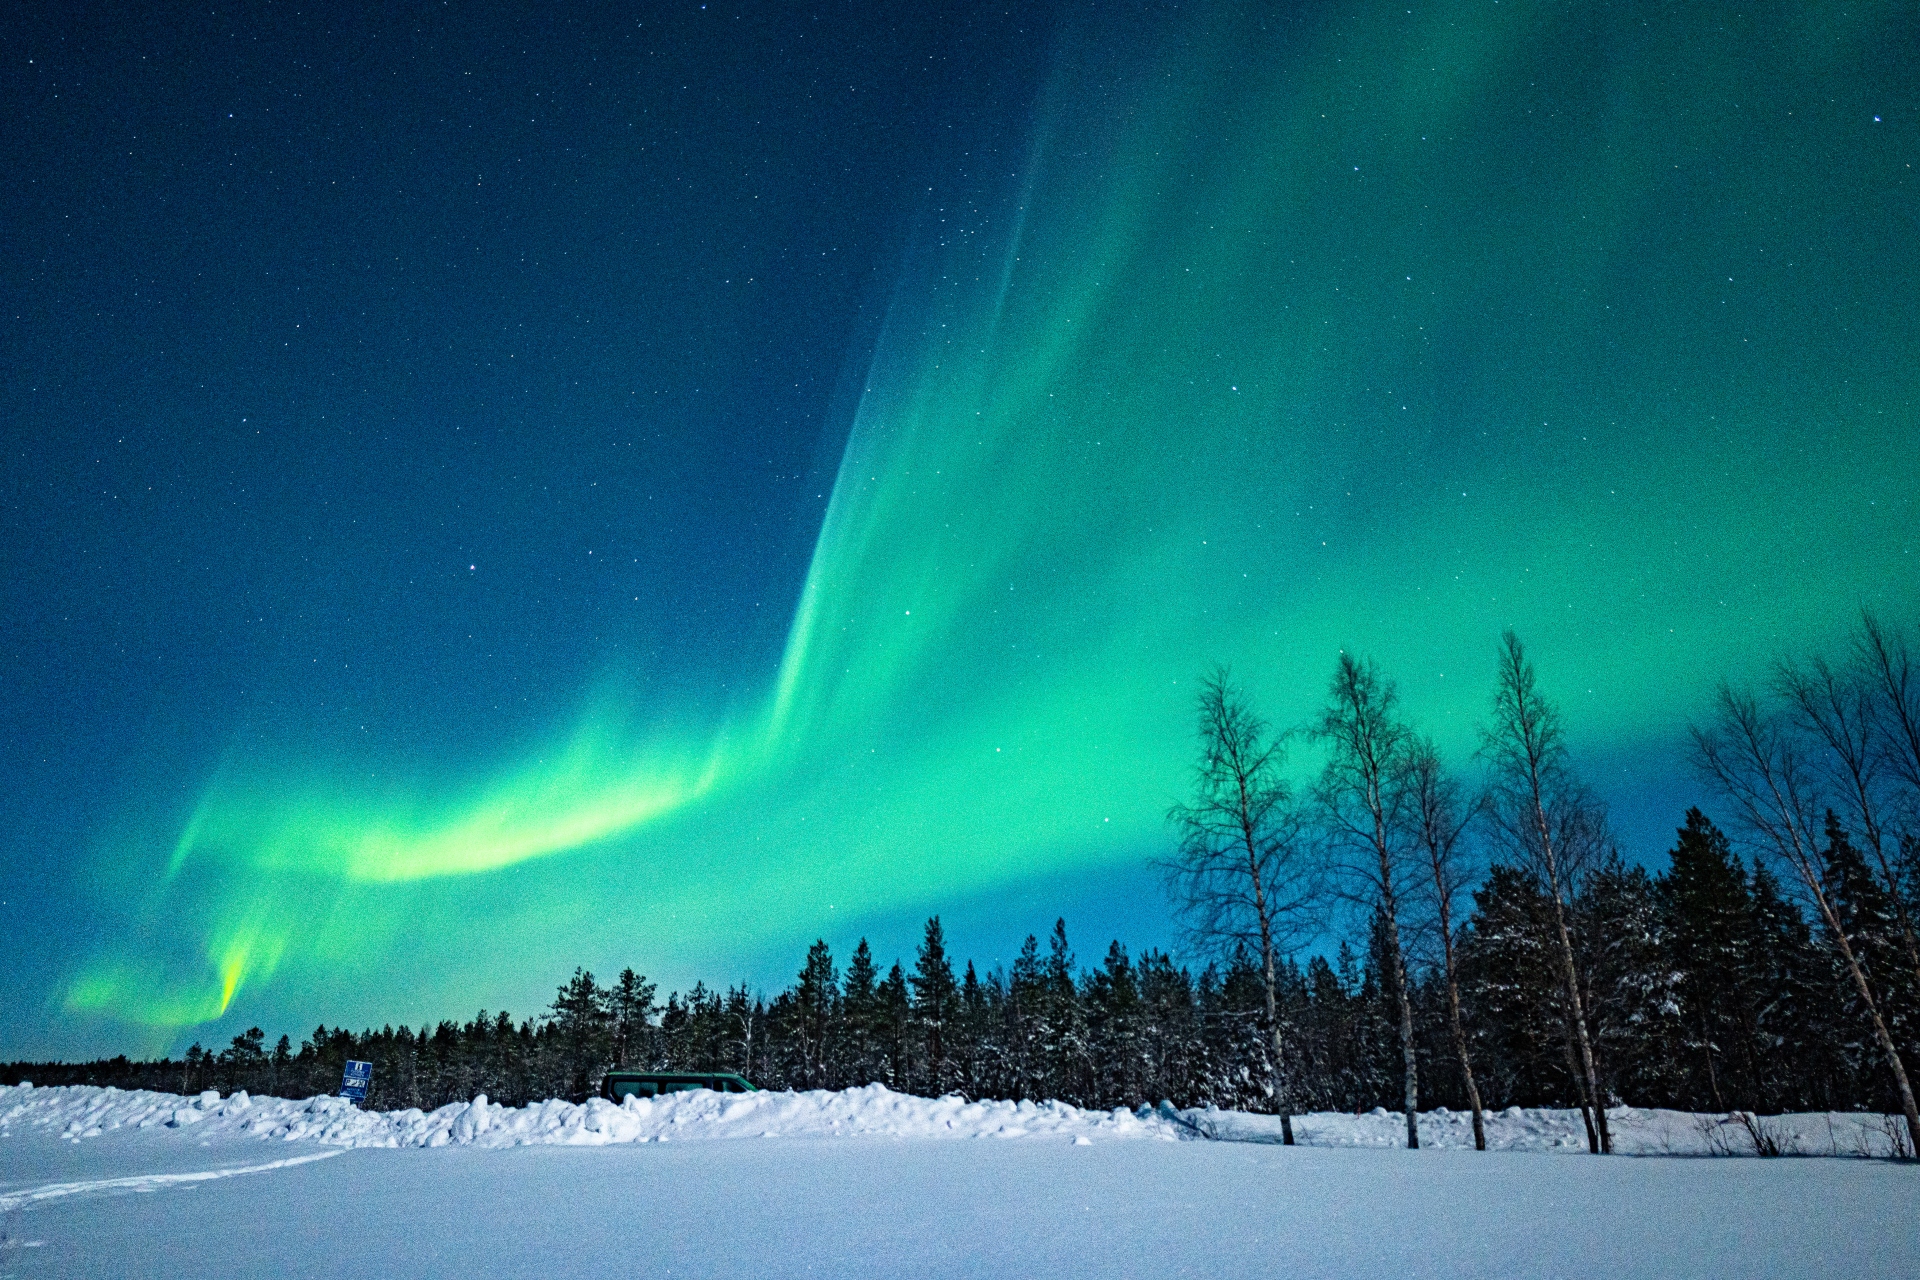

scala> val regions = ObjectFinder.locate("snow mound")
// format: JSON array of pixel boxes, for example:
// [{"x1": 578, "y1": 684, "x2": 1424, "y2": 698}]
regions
[
  {"x1": 0, "y1": 1082, "x2": 1182, "y2": 1150},
  {"x1": 4, "y1": 1082, "x2": 1906, "y2": 1158},
  {"x1": 1176, "y1": 1103, "x2": 1913, "y2": 1157}
]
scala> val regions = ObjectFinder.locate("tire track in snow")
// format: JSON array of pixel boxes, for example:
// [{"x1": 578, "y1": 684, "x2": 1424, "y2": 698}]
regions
[{"x1": 0, "y1": 1150, "x2": 345, "y2": 1212}]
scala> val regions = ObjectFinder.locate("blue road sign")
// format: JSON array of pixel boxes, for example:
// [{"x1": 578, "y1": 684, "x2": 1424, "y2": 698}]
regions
[{"x1": 340, "y1": 1059, "x2": 373, "y2": 1103}]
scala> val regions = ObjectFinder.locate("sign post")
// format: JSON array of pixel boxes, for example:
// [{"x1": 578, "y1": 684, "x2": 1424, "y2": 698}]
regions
[{"x1": 340, "y1": 1059, "x2": 373, "y2": 1106}]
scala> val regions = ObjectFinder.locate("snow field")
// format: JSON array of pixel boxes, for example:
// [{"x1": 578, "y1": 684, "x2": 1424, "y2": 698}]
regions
[
  {"x1": 5, "y1": 1083, "x2": 1918, "y2": 1278},
  {"x1": 7, "y1": 1131, "x2": 1920, "y2": 1280}
]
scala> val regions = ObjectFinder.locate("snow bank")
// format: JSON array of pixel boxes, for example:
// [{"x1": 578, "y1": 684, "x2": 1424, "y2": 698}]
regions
[
  {"x1": 0, "y1": 1081, "x2": 1180, "y2": 1150},
  {"x1": 2, "y1": 1081, "x2": 1908, "y2": 1157},
  {"x1": 1179, "y1": 1101, "x2": 1915, "y2": 1157}
]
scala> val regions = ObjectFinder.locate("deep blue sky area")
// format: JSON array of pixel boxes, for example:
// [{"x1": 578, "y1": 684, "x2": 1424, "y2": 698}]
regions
[
  {"x1": 4, "y1": 1, "x2": 1916, "y2": 1060},
  {"x1": 4, "y1": 0, "x2": 1060, "y2": 1051},
  {"x1": 5, "y1": 0, "x2": 1037, "y2": 721}
]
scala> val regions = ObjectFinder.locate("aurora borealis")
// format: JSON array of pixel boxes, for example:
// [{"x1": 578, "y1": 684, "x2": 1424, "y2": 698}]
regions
[{"x1": 4, "y1": 1, "x2": 1915, "y2": 1059}]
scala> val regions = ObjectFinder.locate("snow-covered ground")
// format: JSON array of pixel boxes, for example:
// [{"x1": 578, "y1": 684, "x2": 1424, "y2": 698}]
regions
[{"x1": 2, "y1": 1082, "x2": 1916, "y2": 1278}]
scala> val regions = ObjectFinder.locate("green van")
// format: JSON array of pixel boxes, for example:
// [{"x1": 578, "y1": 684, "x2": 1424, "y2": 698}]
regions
[{"x1": 600, "y1": 1071, "x2": 759, "y2": 1101}]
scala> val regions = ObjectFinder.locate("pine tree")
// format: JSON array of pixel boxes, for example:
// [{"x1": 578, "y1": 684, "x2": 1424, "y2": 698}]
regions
[
  {"x1": 547, "y1": 968, "x2": 611, "y2": 1099},
  {"x1": 877, "y1": 962, "x2": 912, "y2": 1089},
  {"x1": 1822, "y1": 813, "x2": 1920, "y2": 1110},
  {"x1": 1008, "y1": 933, "x2": 1046, "y2": 1099},
  {"x1": 1825, "y1": 814, "x2": 1902, "y2": 983},
  {"x1": 1193, "y1": 953, "x2": 1270, "y2": 1111},
  {"x1": 1043, "y1": 919, "x2": 1090, "y2": 1104},
  {"x1": 609, "y1": 968, "x2": 658, "y2": 1070},
  {"x1": 1460, "y1": 865, "x2": 1571, "y2": 1107},
  {"x1": 722, "y1": 985, "x2": 761, "y2": 1080},
  {"x1": 953, "y1": 960, "x2": 990, "y2": 1098},
  {"x1": 792, "y1": 941, "x2": 838, "y2": 1088},
  {"x1": 1660, "y1": 809, "x2": 1763, "y2": 1109},
  {"x1": 658, "y1": 983, "x2": 702, "y2": 1072},
  {"x1": 1136, "y1": 949, "x2": 1199, "y2": 1106},
  {"x1": 1743, "y1": 862, "x2": 1844, "y2": 1109},
  {"x1": 840, "y1": 939, "x2": 880, "y2": 1084},
  {"x1": 1289, "y1": 953, "x2": 1344, "y2": 1111},
  {"x1": 909, "y1": 919, "x2": 958, "y2": 1095},
  {"x1": 220, "y1": 1027, "x2": 267, "y2": 1095},
  {"x1": 1578, "y1": 852, "x2": 1684, "y2": 1106},
  {"x1": 1086, "y1": 941, "x2": 1146, "y2": 1107},
  {"x1": 1354, "y1": 911, "x2": 1403, "y2": 1111},
  {"x1": 270, "y1": 1034, "x2": 292, "y2": 1095}
]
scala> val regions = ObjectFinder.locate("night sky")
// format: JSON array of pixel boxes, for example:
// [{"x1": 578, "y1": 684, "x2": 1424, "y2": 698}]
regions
[{"x1": 4, "y1": 0, "x2": 1915, "y2": 1060}]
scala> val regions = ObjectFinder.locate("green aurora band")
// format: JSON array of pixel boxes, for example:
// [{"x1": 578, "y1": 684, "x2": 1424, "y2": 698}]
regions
[{"x1": 70, "y1": 0, "x2": 1919, "y2": 1039}]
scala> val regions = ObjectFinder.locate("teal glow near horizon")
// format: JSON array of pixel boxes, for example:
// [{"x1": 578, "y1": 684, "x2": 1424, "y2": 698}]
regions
[{"x1": 60, "y1": 0, "x2": 1918, "y2": 1046}]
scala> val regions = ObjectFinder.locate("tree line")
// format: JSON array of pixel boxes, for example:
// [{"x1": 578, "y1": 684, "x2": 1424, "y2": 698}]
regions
[
  {"x1": 8, "y1": 616, "x2": 1917, "y2": 1156},
  {"x1": 1157, "y1": 618, "x2": 1919, "y2": 1154}
]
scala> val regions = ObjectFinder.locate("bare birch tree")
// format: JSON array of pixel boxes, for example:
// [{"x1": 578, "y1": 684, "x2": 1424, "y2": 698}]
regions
[
  {"x1": 1693, "y1": 684, "x2": 1920, "y2": 1153},
  {"x1": 1164, "y1": 668, "x2": 1317, "y2": 1143},
  {"x1": 1859, "y1": 612, "x2": 1920, "y2": 812},
  {"x1": 1775, "y1": 650, "x2": 1920, "y2": 995},
  {"x1": 1313, "y1": 653, "x2": 1422, "y2": 1148},
  {"x1": 1480, "y1": 632, "x2": 1612, "y2": 1154},
  {"x1": 1404, "y1": 736, "x2": 1488, "y2": 1150}
]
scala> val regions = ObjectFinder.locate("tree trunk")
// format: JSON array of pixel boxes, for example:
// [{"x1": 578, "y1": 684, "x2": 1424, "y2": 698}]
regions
[
  {"x1": 1702, "y1": 1015, "x2": 1725, "y2": 1111},
  {"x1": 1560, "y1": 1010, "x2": 1598, "y2": 1152},
  {"x1": 1522, "y1": 742, "x2": 1609, "y2": 1153},
  {"x1": 1435, "y1": 894, "x2": 1486, "y2": 1150},
  {"x1": 1240, "y1": 756, "x2": 1295, "y2": 1147},
  {"x1": 1492, "y1": 634, "x2": 1609, "y2": 1153},
  {"x1": 1380, "y1": 881, "x2": 1420, "y2": 1149},
  {"x1": 1546, "y1": 882, "x2": 1611, "y2": 1153},
  {"x1": 1254, "y1": 863, "x2": 1295, "y2": 1145}
]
